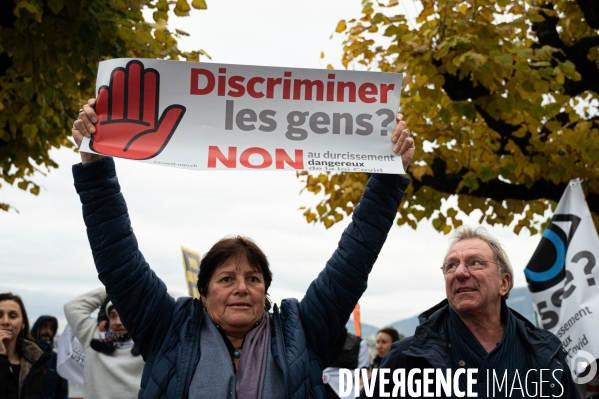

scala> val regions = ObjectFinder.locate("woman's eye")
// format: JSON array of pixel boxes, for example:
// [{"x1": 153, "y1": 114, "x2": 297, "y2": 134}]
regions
[
  {"x1": 221, "y1": 277, "x2": 232, "y2": 282},
  {"x1": 249, "y1": 276, "x2": 259, "y2": 283}
]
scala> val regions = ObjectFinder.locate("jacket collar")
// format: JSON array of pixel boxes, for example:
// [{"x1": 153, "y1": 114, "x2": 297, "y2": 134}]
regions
[{"x1": 18, "y1": 338, "x2": 45, "y2": 365}]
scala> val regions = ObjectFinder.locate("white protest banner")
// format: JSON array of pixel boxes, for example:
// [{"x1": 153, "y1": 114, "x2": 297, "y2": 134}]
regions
[
  {"x1": 56, "y1": 324, "x2": 85, "y2": 386},
  {"x1": 79, "y1": 59, "x2": 403, "y2": 173},
  {"x1": 525, "y1": 179, "x2": 599, "y2": 384}
]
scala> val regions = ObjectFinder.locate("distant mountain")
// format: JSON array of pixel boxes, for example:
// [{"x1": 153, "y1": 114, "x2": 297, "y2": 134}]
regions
[
  {"x1": 346, "y1": 319, "x2": 379, "y2": 339},
  {"x1": 389, "y1": 286, "x2": 537, "y2": 337},
  {"x1": 345, "y1": 287, "x2": 537, "y2": 338}
]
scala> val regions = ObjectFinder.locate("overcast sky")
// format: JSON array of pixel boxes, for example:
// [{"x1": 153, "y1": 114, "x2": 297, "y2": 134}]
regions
[{"x1": 1, "y1": 0, "x2": 545, "y2": 331}]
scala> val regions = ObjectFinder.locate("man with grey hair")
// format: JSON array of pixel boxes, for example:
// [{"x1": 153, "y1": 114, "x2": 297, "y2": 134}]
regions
[{"x1": 365, "y1": 226, "x2": 579, "y2": 398}]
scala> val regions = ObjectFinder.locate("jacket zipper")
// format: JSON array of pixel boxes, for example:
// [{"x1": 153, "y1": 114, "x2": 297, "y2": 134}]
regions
[
  {"x1": 274, "y1": 304, "x2": 292, "y2": 398},
  {"x1": 182, "y1": 300, "x2": 202, "y2": 398}
]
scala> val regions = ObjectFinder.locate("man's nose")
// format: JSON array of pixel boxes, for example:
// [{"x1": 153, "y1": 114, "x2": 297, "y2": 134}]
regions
[{"x1": 454, "y1": 262, "x2": 471, "y2": 277}]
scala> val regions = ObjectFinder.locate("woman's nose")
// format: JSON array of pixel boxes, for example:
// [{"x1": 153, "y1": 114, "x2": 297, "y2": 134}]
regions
[{"x1": 235, "y1": 280, "x2": 247, "y2": 294}]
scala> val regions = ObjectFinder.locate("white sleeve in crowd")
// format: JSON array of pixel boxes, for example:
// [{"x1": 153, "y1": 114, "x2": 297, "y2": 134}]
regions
[
  {"x1": 63, "y1": 287, "x2": 107, "y2": 348},
  {"x1": 358, "y1": 339, "x2": 370, "y2": 369}
]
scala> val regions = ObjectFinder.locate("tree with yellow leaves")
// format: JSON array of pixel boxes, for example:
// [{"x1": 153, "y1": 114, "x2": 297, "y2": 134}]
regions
[
  {"x1": 0, "y1": 0, "x2": 207, "y2": 211},
  {"x1": 299, "y1": 0, "x2": 599, "y2": 235}
]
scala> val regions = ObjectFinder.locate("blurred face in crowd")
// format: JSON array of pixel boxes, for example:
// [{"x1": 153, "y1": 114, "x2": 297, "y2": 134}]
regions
[
  {"x1": 203, "y1": 255, "x2": 266, "y2": 337},
  {"x1": 39, "y1": 319, "x2": 55, "y2": 341},
  {"x1": 109, "y1": 308, "x2": 127, "y2": 335},
  {"x1": 376, "y1": 332, "x2": 393, "y2": 358},
  {"x1": 444, "y1": 238, "x2": 510, "y2": 319},
  {"x1": 0, "y1": 300, "x2": 24, "y2": 346}
]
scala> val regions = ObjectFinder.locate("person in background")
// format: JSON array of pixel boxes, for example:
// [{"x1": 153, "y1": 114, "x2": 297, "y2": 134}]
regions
[
  {"x1": 64, "y1": 288, "x2": 144, "y2": 399},
  {"x1": 322, "y1": 327, "x2": 370, "y2": 398},
  {"x1": 371, "y1": 327, "x2": 401, "y2": 370},
  {"x1": 31, "y1": 316, "x2": 69, "y2": 399},
  {"x1": 0, "y1": 293, "x2": 48, "y2": 399},
  {"x1": 93, "y1": 296, "x2": 140, "y2": 356}
]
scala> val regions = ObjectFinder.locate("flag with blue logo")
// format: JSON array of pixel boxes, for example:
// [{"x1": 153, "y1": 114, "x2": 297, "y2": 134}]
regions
[{"x1": 525, "y1": 179, "x2": 599, "y2": 387}]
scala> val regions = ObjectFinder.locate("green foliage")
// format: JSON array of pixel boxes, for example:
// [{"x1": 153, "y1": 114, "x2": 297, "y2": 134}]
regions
[
  {"x1": 299, "y1": 0, "x2": 599, "y2": 234},
  {"x1": 0, "y1": 0, "x2": 207, "y2": 211}
]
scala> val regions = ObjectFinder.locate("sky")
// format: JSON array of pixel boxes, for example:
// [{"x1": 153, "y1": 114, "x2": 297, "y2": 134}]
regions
[{"x1": 0, "y1": 0, "x2": 547, "y2": 332}]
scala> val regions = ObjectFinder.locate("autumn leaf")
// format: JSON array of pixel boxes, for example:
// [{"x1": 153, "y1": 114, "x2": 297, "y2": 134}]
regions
[{"x1": 336, "y1": 20, "x2": 347, "y2": 33}]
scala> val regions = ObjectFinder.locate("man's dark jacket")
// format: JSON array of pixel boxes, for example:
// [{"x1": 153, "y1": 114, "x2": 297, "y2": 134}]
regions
[
  {"x1": 30, "y1": 316, "x2": 68, "y2": 399},
  {"x1": 73, "y1": 157, "x2": 409, "y2": 399},
  {"x1": 365, "y1": 300, "x2": 580, "y2": 398}
]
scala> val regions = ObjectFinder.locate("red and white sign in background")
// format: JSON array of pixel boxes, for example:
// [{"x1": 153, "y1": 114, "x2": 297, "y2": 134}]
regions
[{"x1": 80, "y1": 58, "x2": 404, "y2": 174}]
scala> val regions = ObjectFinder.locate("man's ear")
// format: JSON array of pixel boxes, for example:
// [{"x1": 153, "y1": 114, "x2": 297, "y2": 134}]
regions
[{"x1": 500, "y1": 273, "x2": 511, "y2": 297}]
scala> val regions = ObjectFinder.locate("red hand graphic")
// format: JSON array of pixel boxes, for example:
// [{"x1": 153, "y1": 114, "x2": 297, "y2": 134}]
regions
[{"x1": 90, "y1": 60, "x2": 186, "y2": 160}]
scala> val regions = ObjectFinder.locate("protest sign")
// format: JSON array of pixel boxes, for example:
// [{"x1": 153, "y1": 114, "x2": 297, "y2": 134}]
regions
[
  {"x1": 181, "y1": 246, "x2": 201, "y2": 298},
  {"x1": 525, "y1": 179, "x2": 599, "y2": 385},
  {"x1": 80, "y1": 59, "x2": 404, "y2": 173},
  {"x1": 56, "y1": 324, "x2": 85, "y2": 386}
]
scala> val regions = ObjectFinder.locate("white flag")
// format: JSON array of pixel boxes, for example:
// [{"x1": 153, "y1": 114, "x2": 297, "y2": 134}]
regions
[
  {"x1": 525, "y1": 179, "x2": 599, "y2": 386},
  {"x1": 56, "y1": 323, "x2": 85, "y2": 386}
]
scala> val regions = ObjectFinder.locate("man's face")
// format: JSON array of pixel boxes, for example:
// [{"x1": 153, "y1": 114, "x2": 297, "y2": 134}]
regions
[
  {"x1": 38, "y1": 319, "x2": 55, "y2": 341},
  {"x1": 444, "y1": 238, "x2": 510, "y2": 318},
  {"x1": 108, "y1": 309, "x2": 127, "y2": 335}
]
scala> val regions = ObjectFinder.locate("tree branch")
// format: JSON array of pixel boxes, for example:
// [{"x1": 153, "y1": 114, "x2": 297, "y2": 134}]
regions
[
  {"x1": 574, "y1": 36, "x2": 599, "y2": 53},
  {"x1": 433, "y1": 59, "x2": 490, "y2": 102},
  {"x1": 474, "y1": 105, "x2": 529, "y2": 155},
  {"x1": 531, "y1": 4, "x2": 599, "y2": 96},
  {"x1": 412, "y1": 158, "x2": 599, "y2": 215},
  {"x1": 576, "y1": 0, "x2": 599, "y2": 30}
]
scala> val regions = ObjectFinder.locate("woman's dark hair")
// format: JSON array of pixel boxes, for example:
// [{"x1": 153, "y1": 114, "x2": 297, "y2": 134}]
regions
[
  {"x1": 377, "y1": 327, "x2": 401, "y2": 343},
  {"x1": 197, "y1": 235, "x2": 273, "y2": 310},
  {"x1": 0, "y1": 293, "x2": 34, "y2": 347}
]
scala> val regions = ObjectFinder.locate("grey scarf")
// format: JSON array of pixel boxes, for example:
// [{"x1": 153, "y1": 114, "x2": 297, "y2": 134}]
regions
[
  {"x1": 189, "y1": 309, "x2": 271, "y2": 398},
  {"x1": 236, "y1": 310, "x2": 270, "y2": 399}
]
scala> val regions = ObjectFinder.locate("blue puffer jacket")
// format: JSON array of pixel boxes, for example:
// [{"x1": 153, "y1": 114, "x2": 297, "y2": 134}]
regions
[{"x1": 73, "y1": 157, "x2": 409, "y2": 399}]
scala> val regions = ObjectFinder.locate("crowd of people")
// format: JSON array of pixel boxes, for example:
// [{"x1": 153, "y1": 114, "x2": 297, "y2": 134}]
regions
[
  {"x1": 1, "y1": 98, "x2": 585, "y2": 399},
  {"x1": 0, "y1": 289, "x2": 400, "y2": 399}
]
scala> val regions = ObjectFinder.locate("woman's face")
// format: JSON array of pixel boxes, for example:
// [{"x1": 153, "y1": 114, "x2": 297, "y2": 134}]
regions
[
  {"x1": 203, "y1": 255, "x2": 266, "y2": 337},
  {"x1": 0, "y1": 300, "x2": 24, "y2": 346},
  {"x1": 376, "y1": 332, "x2": 393, "y2": 358}
]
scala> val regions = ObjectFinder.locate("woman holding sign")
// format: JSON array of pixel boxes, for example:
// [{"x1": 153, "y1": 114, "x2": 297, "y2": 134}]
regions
[{"x1": 71, "y1": 98, "x2": 414, "y2": 399}]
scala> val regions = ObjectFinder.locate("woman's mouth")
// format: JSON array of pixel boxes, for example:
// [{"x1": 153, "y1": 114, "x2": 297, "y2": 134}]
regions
[{"x1": 229, "y1": 303, "x2": 251, "y2": 308}]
